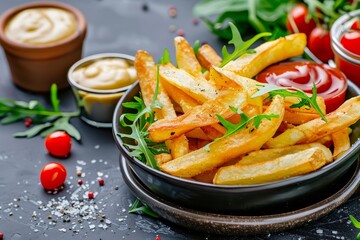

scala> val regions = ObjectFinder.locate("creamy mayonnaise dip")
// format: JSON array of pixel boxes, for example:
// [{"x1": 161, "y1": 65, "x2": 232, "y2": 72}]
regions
[
  {"x1": 5, "y1": 7, "x2": 76, "y2": 45},
  {"x1": 71, "y1": 58, "x2": 137, "y2": 90}
]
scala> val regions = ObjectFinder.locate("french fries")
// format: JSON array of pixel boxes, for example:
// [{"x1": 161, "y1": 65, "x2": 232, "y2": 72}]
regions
[
  {"x1": 175, "y1": 36, "x2": 206, "y2": 81},
  {"x1": 131, "y1": 31, "x2": 360, "y2": 186},
  {"x1": 160, "y1": 62, "x2": 218, "y2": 103},
  {"x1": 149, "y1": 89, "x2": 247, "y2": 142},
  {"x1": 332, "y1": 128, "x2": 351, "y2": 159},
  {"x1": 160, "y1": 95, "x2": 284, "y2": 178},
  {"x1": 197, "y1": 44, "x2": 222, "y2": 70},
  {"x1": 223, "y1": 33, "x2": 307, "y2": 78},
  {"x1": 135, "y1": 51, "x2": 189, "y2": 159},
  {"x1": 265, "y1": 96, "x2": 360, "y2": 148},
  {"x1": 214, "y1": 146, "x2": 330, "y2": 185}
]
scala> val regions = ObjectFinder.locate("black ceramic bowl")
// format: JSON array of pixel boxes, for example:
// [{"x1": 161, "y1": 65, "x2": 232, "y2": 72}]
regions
[{"x1": 112, "y1": 81, "x2": 360, "y2": 215}]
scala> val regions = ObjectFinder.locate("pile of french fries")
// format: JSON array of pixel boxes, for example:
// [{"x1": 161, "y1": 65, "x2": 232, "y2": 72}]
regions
[{"x1": 133, "y1": 33, "x2": 360, "y2": 185}]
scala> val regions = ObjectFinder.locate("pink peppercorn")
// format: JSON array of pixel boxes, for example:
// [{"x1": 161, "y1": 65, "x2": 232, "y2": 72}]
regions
[{"x1": 88, "y1": 192, "x2": 94, "y2": 199}]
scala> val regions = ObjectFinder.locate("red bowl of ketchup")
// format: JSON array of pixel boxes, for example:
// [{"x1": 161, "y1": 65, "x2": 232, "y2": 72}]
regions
[{"x1": 257, "y1": 61, "x2": 347, "y2": 113}]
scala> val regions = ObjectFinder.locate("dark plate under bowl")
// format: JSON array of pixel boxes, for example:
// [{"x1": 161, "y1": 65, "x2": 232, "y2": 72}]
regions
[{"x1": 112, "y1": 81, "x2": 360, "y2": 215}]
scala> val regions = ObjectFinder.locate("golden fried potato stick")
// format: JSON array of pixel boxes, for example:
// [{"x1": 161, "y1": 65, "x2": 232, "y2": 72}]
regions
[
  {"x1": 197, "y1": 44, "x2": 222, "y2": 70},
  {"x1": 265, "y1": 96, "x2": 360, "y2": 148},
  {"x1": 210, "y1": 66, "x2": 326, "y2": 121},
  {"x1": 237, "y1": 142, "x2": 333, "y2": 165},
  {"x1": 210, "y1": 66, "x2": 259, "y2": 94},
  {"x1": 134, "y1": 50, "x2": 189, "y2": 159},
  {"x1": 223, "y1": 33, "x2": 307, "y2": 78},
  {"x1": 160, "y1": 62, "x2": 218, "y2": 103},
  {"x1": 160, "y1": 95, "x2": 284, "y2": 178},
  {"x1": 175, "y1": 36, "x2": 206, "y2": 81},
  {"x1": 149, "y1": 89, "x2": 247, "y2": 142},
  {"x1": 161, "y1": 80, "x2": 199, "y2": 113},
  {"x1": 213, "y1": 146, "x2": 329, "y2": 185},
  {"x1": 332, "y1": 128, "x2": 351, "y2": 159}
]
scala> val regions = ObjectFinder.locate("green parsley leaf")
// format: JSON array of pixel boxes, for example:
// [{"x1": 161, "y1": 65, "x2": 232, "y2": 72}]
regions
[{"x1": 220, "y1": 22, "x2": 271, "y2": 67}]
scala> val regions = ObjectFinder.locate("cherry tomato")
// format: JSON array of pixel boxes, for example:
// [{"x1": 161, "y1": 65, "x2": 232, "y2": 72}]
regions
[
  {"x1": 286, "y1": 4, "x2": 316, "y2": 37},
  {"x1": 308, "y1": 27, "x2": 334, "y2": 62},
  {"x1": 340, "y1": 31, "x2": 360, "y2": 55},
  {"x1": 45, "y1": 131, "x2": 72, "y2": 157},
  {"x1": 40, "y1": 162, "x2": 67, "y2": 190},
  {"x1": 350, "y1": 18, "x2": 360, "y2": 30}
]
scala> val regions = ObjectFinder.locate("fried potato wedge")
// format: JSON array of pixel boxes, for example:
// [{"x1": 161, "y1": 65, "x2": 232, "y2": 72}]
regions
[
  {"x1": 135, "y1": 50, "x2": 189, "y2": 158},
  {"x1": 160, "y1": 95, "x2": 284, "y2": 178},
  {"x1": 223, "y1": 33, "x2": 307, "y2": 78},
  {"x1": 283, "y1": 109, "x2": 323, "y2": 125},
  {"x1": 135, "y1": 50, "x2": 179, "y2": 119},
  {"x1": 161, "y1": 80, "x2": 199, "y2": 113},
  {"x1": 149, "y1": 89, "x2": 247, "y2": 142},
  {"x1": 332, "y1": 128, "x2": 351, "y2": 159},
  {"x1": 186, "y1": 128, "x2": 212, "y2": 141},
  {"x1": 210, "y1": 66, "x2": 259, "y2": 94},
  {"x1": 160, "y1": 63, "x2": 218, "y2": 103},
  {"x1": 237, "y1": 142, "x2": 333, "y2": 165},
  {"x1": 265, "y1": 96, "x2": 360, "y2": 148},
  {"x1": 213, "y1": 146, "x2": 329, "y2": 185},
  {"x1": 175, "y1": 36, "x2": 205, "y2": 81},
  {"x1": 197, "y1": 44, "x2": 222, "y2": 70}
]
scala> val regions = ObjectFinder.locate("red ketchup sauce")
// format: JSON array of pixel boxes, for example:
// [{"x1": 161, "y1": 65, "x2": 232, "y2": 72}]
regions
[{"x1": 257, "y1": 61, "x2": 347, "y2": 113}]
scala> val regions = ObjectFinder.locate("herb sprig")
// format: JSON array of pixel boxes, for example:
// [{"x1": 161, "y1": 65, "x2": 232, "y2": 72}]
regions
[
  {"x1": 0, "y1": 84, "x2": 81, "y2": 140},
  {"x1": 220, "y1": 22, "x2": 271, "y2": 67},
  {"x1": 128, "y1": 199, "x2": 159, "y2": 218},
  {"x1": 205, "y1": 107, "x2": 279, "y2": 151},
  {"x1": 350, "y1": 215, "x2": 360, "y2": 239},
  {"x1": 252, "y1": 83, "x2": 327, "y2": 121},
  {"x1": 119, "y1": 66, "x2": 167, "y2": 169}
]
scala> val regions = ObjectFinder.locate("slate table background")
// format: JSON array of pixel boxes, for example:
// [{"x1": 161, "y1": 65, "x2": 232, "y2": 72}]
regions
[{"x1": 0, "y1": 0, "x2": 359, "y2": 239}]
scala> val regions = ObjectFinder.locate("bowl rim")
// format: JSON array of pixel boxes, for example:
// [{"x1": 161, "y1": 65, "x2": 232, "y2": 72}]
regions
[
  {"x1": 67, "y1": 52, "x2": 135, "y2": 94},
  {"x1": 112, "y1": 79, "x2": 360, "y2": 190}
]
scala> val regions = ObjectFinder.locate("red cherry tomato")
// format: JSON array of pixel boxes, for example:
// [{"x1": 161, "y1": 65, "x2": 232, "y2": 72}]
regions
[
  {"x1": 308, "y1": 27, "x2": 334, "y2": 62},
  {"x1": 40, "y1": 162, "x2": 67, "y2": 190},
  {"x1": 286, "y1": 4, "x2": 316, "y2": 37},
  {"x1": 340, "y1": 31, "x2": 360, "y2": 55},
  {"x1": 45, "y1": 131, "x2": 72, "y2": 157},
  {"x1": 350, "y1": 18, "x2": 360, "y2": 30}
]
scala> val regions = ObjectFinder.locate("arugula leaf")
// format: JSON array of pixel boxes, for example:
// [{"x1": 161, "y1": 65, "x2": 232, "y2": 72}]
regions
[
  {"x1": 252, "y1": 83, "x2": 327, "y2": 121},
  {"x1": 128, "y1": 199, "x2": 159, "y2": 218},
  {"x1": 350, "y1": 215, "x2": 360, "y2": 229},
  {"x1": 193, "y1": 40, "x2": 201, "y2": 58},
  {"x1": 119, "y1": 66, "x2": 167, "y2": 169},
  {"x1": 194, "y1": 0, "x2": 290, "y2": 41},
  {"x1": 50, "y1": 84, "x2": 60, "y2": 112},
  {"x1": 158, "y1": 49, "x2": 171, "y2": 64},
  {"x1": 14, "y1": 122, "x2": 52, "y2": 138},
  {"x1": 40, "y1": 117, "x2": 81, "y2": 140},
  {"x1": 205, "y1": 107, "x2": 279, "y2": 151},
  {"x1": 220, "y1": 22, "x2": 271, "y2": 67},
  {"x1": 0, "y1": 84, "x2": 81, "y2": 139}
]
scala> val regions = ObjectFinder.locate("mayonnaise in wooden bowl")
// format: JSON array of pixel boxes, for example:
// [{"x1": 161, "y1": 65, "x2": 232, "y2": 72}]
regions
[
  {"x1": 68, "y1": 53, "x2": 137, "y2": 128},
  {"x1": 0, "y1": 2, "x2": 87, "y2": 92}
]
